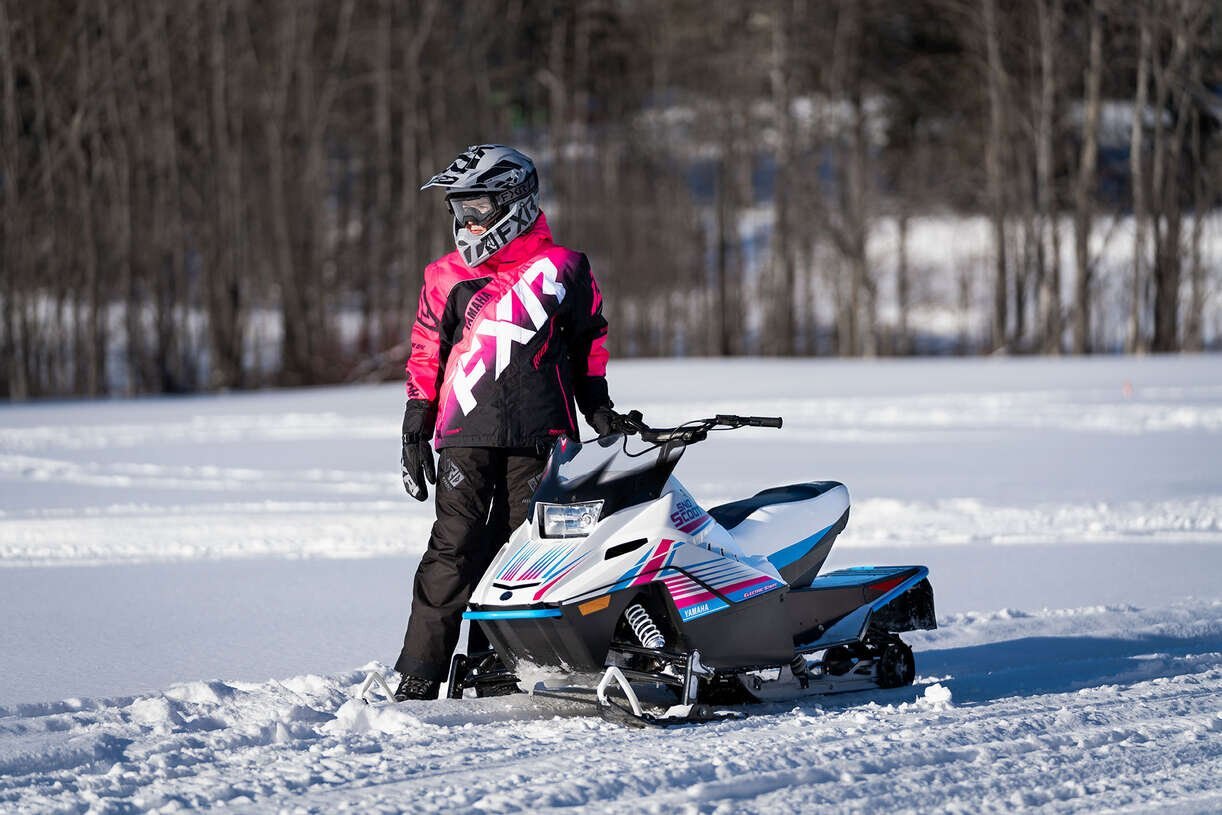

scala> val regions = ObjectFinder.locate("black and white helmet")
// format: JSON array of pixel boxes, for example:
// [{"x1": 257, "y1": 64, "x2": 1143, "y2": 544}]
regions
[{"x1": 421, "y1": 144, "x2": 541, "y2": 267}]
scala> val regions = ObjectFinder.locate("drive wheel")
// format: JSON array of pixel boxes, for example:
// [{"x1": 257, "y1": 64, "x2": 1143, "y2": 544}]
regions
[
  {"x1": 875, "y1": 639, "x2": 915, "y2": 689},
  {"x1": 823, "y1": 642, "x2": 870, "y2": 676}
]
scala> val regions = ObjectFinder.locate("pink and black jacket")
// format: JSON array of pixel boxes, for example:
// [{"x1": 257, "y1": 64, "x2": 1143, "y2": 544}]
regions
[{"x1": 405, "y1": 213, "x2": 610, "y2": 449}]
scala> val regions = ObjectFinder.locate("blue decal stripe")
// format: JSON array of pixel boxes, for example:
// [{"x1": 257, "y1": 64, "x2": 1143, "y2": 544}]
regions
[
  {"x1": 463, "y1": 609, "x2": 563, "y2": 621},
  {"x1": 534, "y1": 545, "x2": 567, "y2": 575},
  {"x1": 684, "y1": 557, "x2": 730, "y2": 571},
  {"x1": 614, "y1": 548, "x2": 653, "y2": 585},
  {"x1": 691, "y1": 562, "x2": 752, "y2": 580},
  {"x1": 766, "y1": 522, "x2": 835, "y2": 570},
  {"x1": 541, "y1": 546, "x2": 577, "y2": 579},
  {"x1": 679, "y1": 598, "x2": 730, "y2": 620},
  {"x1": 500, "y1": 541, "x2": 539, "y2": 577}
]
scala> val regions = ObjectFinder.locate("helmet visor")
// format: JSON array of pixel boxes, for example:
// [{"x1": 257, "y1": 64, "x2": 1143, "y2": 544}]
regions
[{"x1": 447, "y1": 193, "x2": 500, "y2": 228}]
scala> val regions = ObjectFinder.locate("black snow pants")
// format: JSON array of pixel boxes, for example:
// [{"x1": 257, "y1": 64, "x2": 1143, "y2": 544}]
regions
[{"x1": 395, "y1": 446, "x2": 548, "y2": 681}]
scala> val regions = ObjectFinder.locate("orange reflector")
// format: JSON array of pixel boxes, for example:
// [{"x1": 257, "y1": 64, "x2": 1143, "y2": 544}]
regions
[{"x1": 578, "y1": 595, "x2": 611, "y2": 616}]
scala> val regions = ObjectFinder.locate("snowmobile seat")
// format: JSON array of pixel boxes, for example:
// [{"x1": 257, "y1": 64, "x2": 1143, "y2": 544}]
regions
[{"x1": 708, "y1": 481, "x2": 843, "y2": 531}]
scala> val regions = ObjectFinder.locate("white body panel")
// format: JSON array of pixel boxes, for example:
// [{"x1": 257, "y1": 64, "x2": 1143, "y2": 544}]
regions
[
  {"x1": 726, "y1": 484, "x2": 851, "y2": 568},
  {"x1": 470, "y1": 474, "x2": 844, "y2": 620}
]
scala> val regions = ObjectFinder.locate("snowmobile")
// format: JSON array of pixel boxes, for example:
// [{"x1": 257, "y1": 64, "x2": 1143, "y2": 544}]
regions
[{"x1": 446, "y1": 412, "x2": 937, "y2": 725}]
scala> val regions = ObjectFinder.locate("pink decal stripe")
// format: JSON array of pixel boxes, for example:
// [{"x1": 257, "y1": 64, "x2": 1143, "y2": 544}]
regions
[
  {"x1": 532, "y1": 554, "x2": 588, "y2": 601},
  {"x1": 673, "y1": 589, "x2": 717, "y2": 609},
  {"x1": 667, "y1": 574, "x2": 779, "y2": 609},
  {"x1": 555, "y1": 365, "x2": 576, "y2": 434},
  {"x1": 630, "y1": 539, "x2": 675, "y2": 587}
]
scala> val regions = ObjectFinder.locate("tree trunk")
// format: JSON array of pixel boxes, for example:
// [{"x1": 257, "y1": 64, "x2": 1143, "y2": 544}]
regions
[
  {"x1": 360, "y1": 0, "x2": 393, "y2": 357},
  {"x1": 206, "y1": 0, "x2": 245, "y2": 388},
  {"x1": 1073, "y1": 0, "x2": 1103, "y2": 354},
  {"x1": 770, "y1": 0, "x2": 798, "y2": 354},
  {"x1": 266, "y1": 1, "x2": 305, "y2": 384},
  {"x1": 896, "y1": 211, "x2": 911, "y2": 355},
  {"x1": 714, "y1": 140, "x2": 734, "y2": 357},
  {"x1": 1184, "y1": 102, "x2": 1206, "y2": 352},
  {"x1": 149, "y1": 0, "x2": 188, "y2": 392},
  {"x1": 1149, "y1": 1, "x2": 1201, "y2": 352},
  {"x1": 99, "y1": 0, "x2": 141, "y2": 394},
  {"x1": 71, "y1": 19, "x2": 105, "y2": 396},
  {"x1": 398, "y1": 0, "x2": 438, "y2": 326},
  {"x1": 1128, "y1": 4, "x2": 1152, "y2": 353},
  {"x1": 1035, "y1": 0, "x2": 1063, "y2": 354},
  {"x1": 849, "y1": 88, "x2": 875, "y2": 357},
  {"x1": 982, "y1": 0, "x2": 1010, "y2": 352},
  {"x1": 0, "y1": 0, "x2": 23, "y2": 398}
]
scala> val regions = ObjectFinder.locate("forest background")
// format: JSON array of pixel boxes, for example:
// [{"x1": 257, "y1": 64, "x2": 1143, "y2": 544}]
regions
[{"x1": 1, "y1": 0, "x2": 1219, "y2": 399}]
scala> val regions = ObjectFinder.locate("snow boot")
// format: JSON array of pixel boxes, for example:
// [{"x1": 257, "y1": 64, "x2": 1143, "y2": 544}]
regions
[{"x1": 393, "y1": 674, "x2": 440, "y2": 701}]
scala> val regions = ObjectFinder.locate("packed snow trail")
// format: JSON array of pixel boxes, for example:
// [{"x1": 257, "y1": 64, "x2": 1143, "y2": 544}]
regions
[
  {"x1": 1, "y1": 602, "x2": 1219, "y2": 813},
  {"x1": 2, "y1": 356, "x2": 1220, "y2": 811}
]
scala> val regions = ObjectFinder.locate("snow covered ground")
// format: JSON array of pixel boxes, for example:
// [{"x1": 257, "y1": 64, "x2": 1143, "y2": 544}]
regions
[{"x1": 1, "y1": 355, "x2": 1220, "y2": 812}]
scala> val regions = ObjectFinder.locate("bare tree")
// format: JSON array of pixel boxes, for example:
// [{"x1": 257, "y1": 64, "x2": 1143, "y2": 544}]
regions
[
  {"x1": 1072, "y1": 0, "x2": 1105, "y2": 354},
  {"x1": 1148, "y1": 0, "x2": 1208, "y2": 352},
  {"x1": 769, "y1": 0, "x2": 800, "y2": 354},
  {"x1": 981, "y1": 0, "x2": 1011, "y2": 352},
  {"x1": 0, "y1": 0, "x2": 22, "y2": 398},
  {"x1": 1034, "y1": 0, "x2": 1064, "y2": 354},
  {"x1": 3, "y1": 0, "x2": 1218, "y2": 401},
  {"x1": 1127, "y1": 2, "x2": 1153, "y2": 352}
]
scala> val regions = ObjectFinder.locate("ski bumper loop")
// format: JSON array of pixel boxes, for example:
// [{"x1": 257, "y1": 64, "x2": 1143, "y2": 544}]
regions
[
  {"x1": 357, "y1": 671, "x2": 397, "y2": 704},
  {"x1": 595, "y1": 649, "x2": 744, "y2": 728}
]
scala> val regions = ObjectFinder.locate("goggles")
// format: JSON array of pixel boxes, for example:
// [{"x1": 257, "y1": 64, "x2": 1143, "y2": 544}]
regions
[{"x1": 447, "y1": 193, "x2": 501, "y2": 228}]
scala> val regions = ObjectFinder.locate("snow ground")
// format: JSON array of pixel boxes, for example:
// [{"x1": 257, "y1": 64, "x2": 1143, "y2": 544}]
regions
[{"x1": 1, "y1": 355, "x2": 1220, "y2": 812}]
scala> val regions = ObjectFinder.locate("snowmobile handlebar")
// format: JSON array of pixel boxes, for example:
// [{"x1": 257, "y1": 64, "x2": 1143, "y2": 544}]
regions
[
  {"x1": 614, "y1": 411, "x2": 783, "y2": 446},
  {"x1": 715, "y1": 414, "x2": 784, "y2": 429}
]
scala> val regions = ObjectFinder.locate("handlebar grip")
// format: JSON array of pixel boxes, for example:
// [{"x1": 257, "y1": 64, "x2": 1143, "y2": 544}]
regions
[{"x1": 713, "y1": 414, "x2": 783, "y2": 428}]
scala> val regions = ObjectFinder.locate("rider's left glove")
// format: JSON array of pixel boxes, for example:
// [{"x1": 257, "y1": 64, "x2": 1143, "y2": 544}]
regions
[{"x1": 401, "y1": 400, "x2": 437, "y2": 501}]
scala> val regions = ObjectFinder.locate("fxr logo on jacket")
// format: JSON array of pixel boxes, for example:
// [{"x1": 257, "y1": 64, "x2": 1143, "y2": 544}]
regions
[{"x1": 451, "y1": 256, "x2": 568, "y2": 415}]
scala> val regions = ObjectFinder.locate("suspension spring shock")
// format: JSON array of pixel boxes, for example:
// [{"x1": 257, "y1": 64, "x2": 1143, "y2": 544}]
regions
[
  {"x1": 625, "y1": 603, "x2": 666, "y2": 649},
  {"x1": 790, "y1": 653, "x2": 810, "y2": 677}
]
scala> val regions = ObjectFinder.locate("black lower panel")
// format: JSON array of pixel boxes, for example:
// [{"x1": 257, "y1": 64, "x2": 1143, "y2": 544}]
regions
[
  {"x1": 783, "y1": 585, "x2": 869, "y2": 638},
  {"x1": 475, "y1": 592, "x2": 638, "y2": 673},
  {"x1": 871, "y1": 578, "x2": 937, "y2": 632},
  {"x1": 679, "y1": 590, "x2": 795, "y2": 669},
  {"x1": 784, "y1": 568, "x2": 937, "y2": 645}
]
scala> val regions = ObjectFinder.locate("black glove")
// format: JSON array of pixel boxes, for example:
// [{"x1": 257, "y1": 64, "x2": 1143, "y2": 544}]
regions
[
  {"x1": 587, "y1": 405, "x2": 627, "y2": 437},
  {"x1": 401, "y1": 400, "x2": 437, "y2": 501}
]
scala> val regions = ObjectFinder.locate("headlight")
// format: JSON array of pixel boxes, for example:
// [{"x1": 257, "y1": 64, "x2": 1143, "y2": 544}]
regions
[{"x1": 540, "y1": 501, "x2": 604, "y2": 538}]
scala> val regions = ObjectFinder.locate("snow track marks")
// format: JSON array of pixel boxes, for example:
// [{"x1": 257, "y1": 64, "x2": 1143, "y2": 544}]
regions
[{"x1": 1, "y1": 602, "x2": 1218, "y2": 813}]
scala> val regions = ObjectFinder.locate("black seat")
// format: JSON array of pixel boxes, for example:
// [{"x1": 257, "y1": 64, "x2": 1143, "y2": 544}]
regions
[{"x1": 707, "y1": 481, "x2": 843, "y2": 531}]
